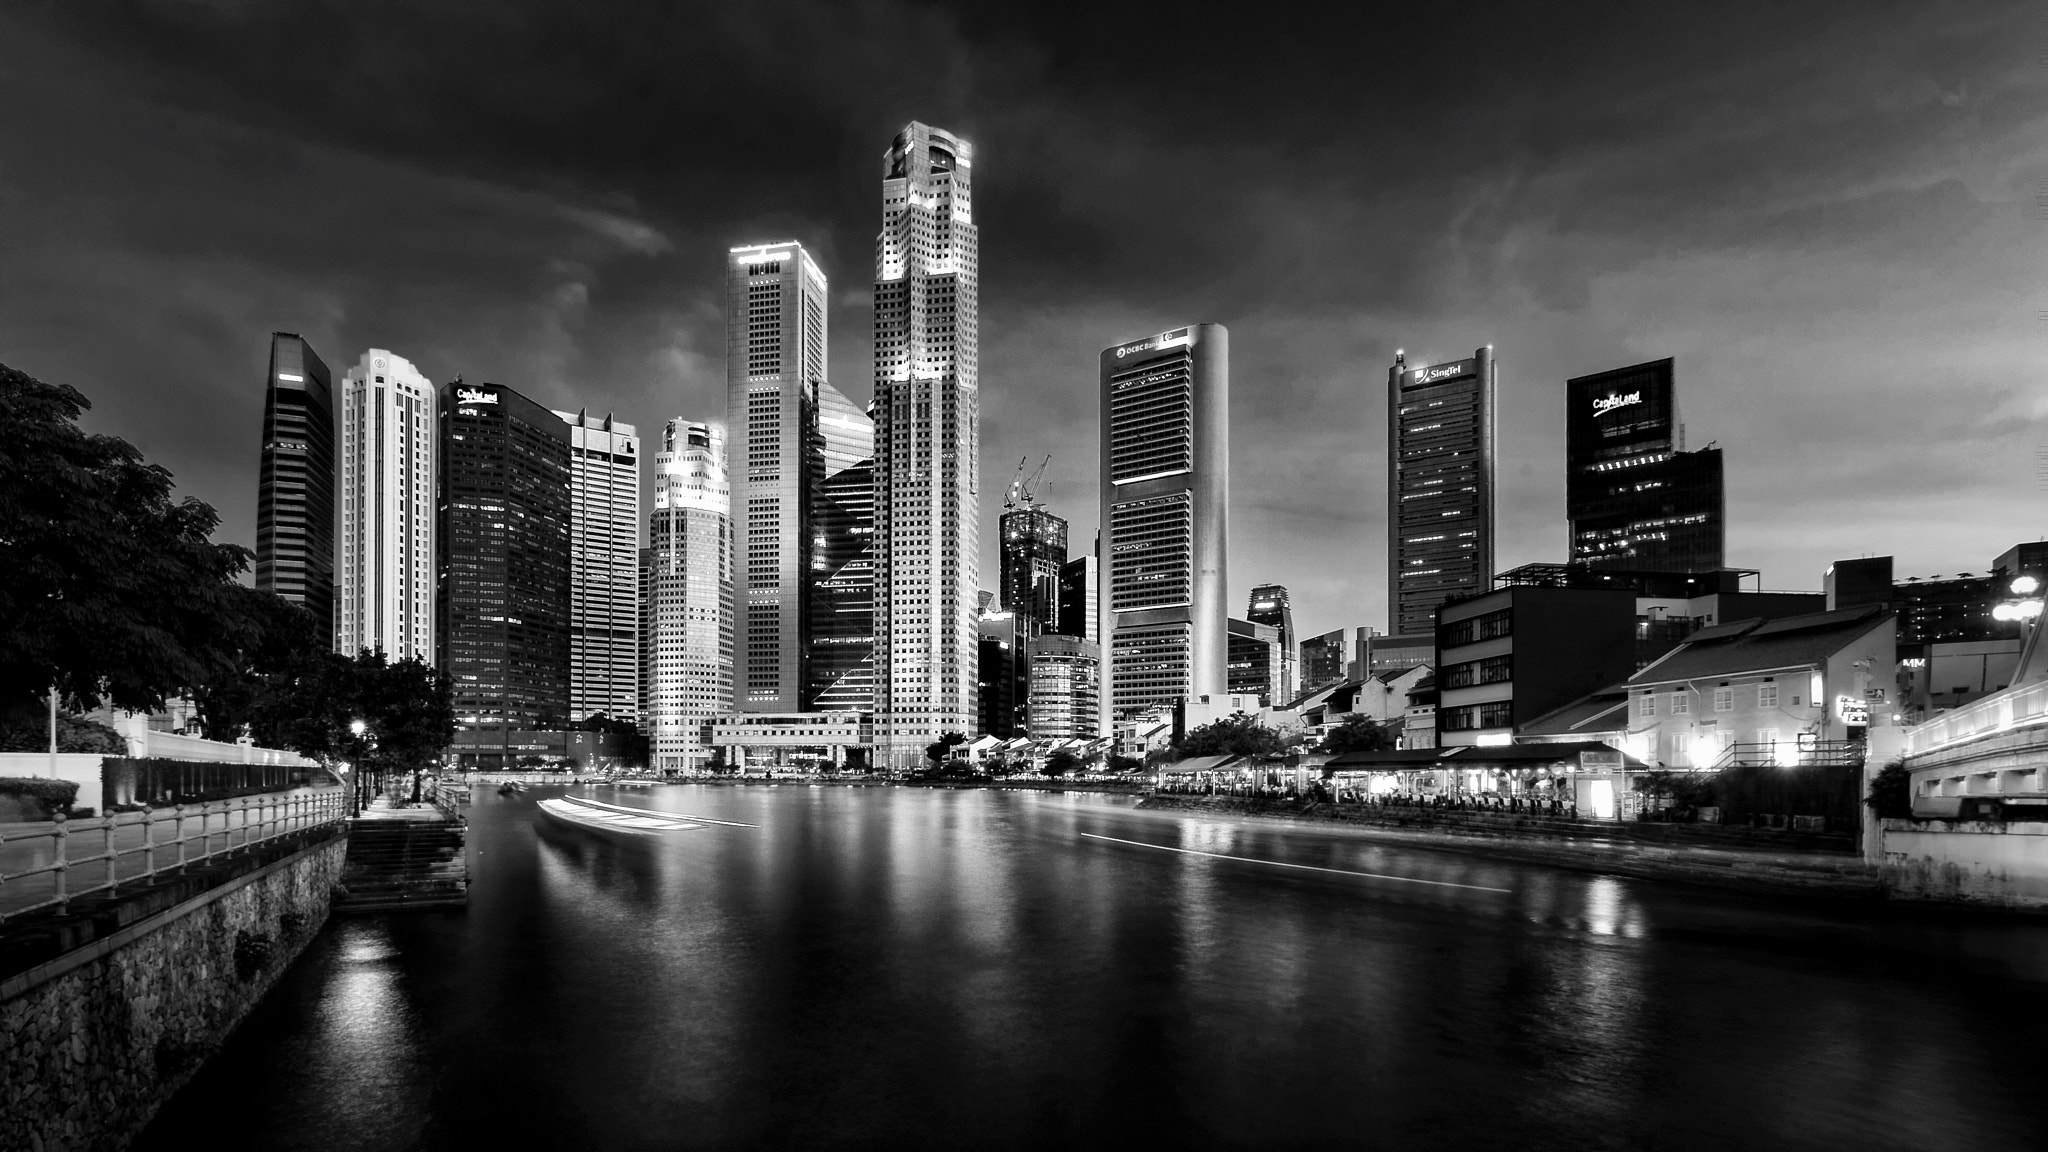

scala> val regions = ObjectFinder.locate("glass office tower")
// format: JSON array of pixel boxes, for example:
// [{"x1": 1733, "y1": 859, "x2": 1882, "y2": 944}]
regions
[
  {"x1": 1565, "y1": 357, "x2": 1724, "y2": 573},
  {"x1": 256, "y1": 331, "x2": 335, "y2": 635},
  {"x1": 1386, "y1": 347, "x2": 1496, "y2": 635}
]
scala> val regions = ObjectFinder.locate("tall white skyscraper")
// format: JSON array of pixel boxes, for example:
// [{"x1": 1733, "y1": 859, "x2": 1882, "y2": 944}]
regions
[
  {"x1": 336, "y1": 349, "x2": 437, "y2": 662},
  {"x1": 646, "y1": 419, "x2": 733, "y2": 770},
  {"x1": 726, "y1": 241, "x2": 830, "y2": 712},
  {"x1": 872, "y1": 122, "x2": 980, "y2": 766},
  {"x1": 555, "y1": 408, "x2": 641, "y2": 722}
]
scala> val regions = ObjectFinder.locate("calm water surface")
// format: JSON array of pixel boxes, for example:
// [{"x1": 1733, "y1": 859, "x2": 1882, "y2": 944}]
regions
[{"x1": 138, "y1": 785, "x2": 2048, "y2": 1150}]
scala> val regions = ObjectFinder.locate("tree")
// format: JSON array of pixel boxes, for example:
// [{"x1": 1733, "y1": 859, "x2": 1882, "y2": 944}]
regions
[
  {"x1": 1321, "y1": 714, "x2": 1394, "y2": 756},
  {"x1": 924, "y1": 732, "x2": 968, "y2": 766},
  {"x1": 191, "y1": 589, "x2": 326, "y2": 742},
  {"x1": 1865, "y1": 758, "x2": 1911, "y2": 820},
  {"x1": 1044, "y1": 750, "x2": 1080, "y2": 778},
  {"x1": 0, "y1": 363, "x2": 263, "y2": 724},
  {"x1": 1106, "y1": 754, "x2": 1142, "y2": 774},
  {"x1": 1176, "y1": 712, "x2": 1287, "y2": 760}
]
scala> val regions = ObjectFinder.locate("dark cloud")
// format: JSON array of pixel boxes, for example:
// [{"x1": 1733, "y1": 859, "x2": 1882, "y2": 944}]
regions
[{"x1": 2, "y1": 0, "x2": 2044, "y2": 643}]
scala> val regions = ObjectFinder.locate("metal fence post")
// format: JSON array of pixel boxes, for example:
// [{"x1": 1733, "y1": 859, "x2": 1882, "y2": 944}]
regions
[
  {"x1": 141, "y1": 805, "x2": 155, "y2": 882},
  {"x1": 174, "y1": 804, "x2": 187, "y2": 869},
  {"x1": 103, "y1": 813, "x2": 116, "y2": 894},
  {"x1": 52, "y1": 812, "x2": 68, "y2": 910}
]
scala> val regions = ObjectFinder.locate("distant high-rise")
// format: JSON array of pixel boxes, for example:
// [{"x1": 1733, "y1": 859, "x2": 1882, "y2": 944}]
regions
[
  {"x1": 439, "y1": 380, "x2": 571, "y2": 732},
  {"x1": 977, "y1": 607, "x2": 1020, "y2": 738},
  {"x1": 872, "y1": 122, "x2": 980, "y2": 765},
  {"x1": 1301, "y1": 628, "x2": 1346, "y2": 691},
  {"x1": 256, "y1": 332, "x2": 335, "y2": 635},
  {"x1": 1056, "y1": 553, "x2": 1098, "y2": 644},
  {"x1": 555, "y1": 409, "x2": 641, "y2": 722},
  {"x1": 1387, "y1": 346, "x2": 1496, "y2": 635},
  {"x1": 646, "y1": 420, "x2": 733, "y2": 770},
  {"x1": 805, "y1": 386, "x2": 877, "y2": 713},
  {"x1": 1565, "y1": 357, "x2": 1723, "y2": 573},
  {"x1": 1026, "y1": 634, "x2": 1101, "y2": 740},
  {"x1": 1099, "y1": 324, "x2": 1229, "y2": 728},
  {"x1": 728, "y1": 241, "x2": 830, "y2": 713},
  {"x1": 337, "y1": 349, "x2": 436, "y2": 662},
  {"x1": 1247, "y1": 584, "x2": 1296, "y2": 703},
  {"x1": 1001, "y1": 506, "x2": 1068, "y2": 634},
  {"x1": 1227, "y1": 618, "x2": 1284, "y2": 706}
]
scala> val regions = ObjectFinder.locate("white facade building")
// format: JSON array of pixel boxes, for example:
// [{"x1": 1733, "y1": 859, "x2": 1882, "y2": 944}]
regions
[
  {"x1": 336, "y1": 349, "x2": 436, "y2": 663},
  {"x1": 556, "y1": 409, "x2": 641, "y2": 722},
  {"x1": 645, "y1": 419, "x2": 733, "y2": 770},
  {"x1": 872, "y1": 121, "x2": 981, "y2": 767}
]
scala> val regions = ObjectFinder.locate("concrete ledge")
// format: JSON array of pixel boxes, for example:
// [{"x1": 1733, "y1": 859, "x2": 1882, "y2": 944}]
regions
[{"x1": 0, "y1": 823, "x2": 345, "y2": 996}]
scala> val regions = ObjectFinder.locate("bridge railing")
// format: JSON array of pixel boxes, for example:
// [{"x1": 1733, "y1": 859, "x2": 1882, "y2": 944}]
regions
[
  {"x1": 1904, "y1": 679, "x2": 2048, "y2": 760},
  {"x1": 0, "y1": 788, "x2": 348, "y2": 923}
]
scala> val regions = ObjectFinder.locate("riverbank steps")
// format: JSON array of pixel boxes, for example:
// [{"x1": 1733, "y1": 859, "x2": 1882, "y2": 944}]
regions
[
  {"x1": 1138, "y1": 794, "x2": 1888, "y2": 902},
  {"x1": 0, "y1": 829, "x2": 346, "y2": 1152}
]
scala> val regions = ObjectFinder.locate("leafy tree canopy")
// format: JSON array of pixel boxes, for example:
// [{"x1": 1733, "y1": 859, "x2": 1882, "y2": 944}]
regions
[
  {"x1": 924, "y1": 731, "x2": 968, "y2": 764},
  {"x1": 0, "y1": 364, "x2": 261, "y2": 722},
  {"x1": 1044, "y1": 750, "x2": 1080, "y2": 777},
  {"x1": 1176, "y1": 712, "x2": 1288, "y2": 760},
  {"x1": 1320, "y1": 714, "x2": 1395, "y2": 756}
]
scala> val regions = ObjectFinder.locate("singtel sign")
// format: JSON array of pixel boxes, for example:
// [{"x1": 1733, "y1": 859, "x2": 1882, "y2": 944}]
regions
[{"x1": 1404, "y1": 360, "x2": 1474, "y2": 387}]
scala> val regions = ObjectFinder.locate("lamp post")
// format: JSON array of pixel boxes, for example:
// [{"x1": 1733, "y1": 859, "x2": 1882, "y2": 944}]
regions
[{"x1": 348, "y1": 719, "x2": 372, "y2": 815}]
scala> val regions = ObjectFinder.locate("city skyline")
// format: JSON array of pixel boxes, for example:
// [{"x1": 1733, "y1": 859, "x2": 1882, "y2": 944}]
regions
[{"x1": 4, "y1": 4, "x2": 2047, "y2": 651}]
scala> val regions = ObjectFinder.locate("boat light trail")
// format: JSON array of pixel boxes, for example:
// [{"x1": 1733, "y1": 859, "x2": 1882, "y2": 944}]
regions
[
  {"x1": 571, "y1": 795, "x2": 759, "y2": 827},
  {"x1": 1079, "y1": 832, "x2": 1512, "y2": 893}
]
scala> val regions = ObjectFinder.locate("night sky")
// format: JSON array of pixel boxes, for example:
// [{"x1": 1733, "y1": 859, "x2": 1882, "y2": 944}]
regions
[{"x1": 4, "y1": 2, "x2": 2044, "y2": 643}]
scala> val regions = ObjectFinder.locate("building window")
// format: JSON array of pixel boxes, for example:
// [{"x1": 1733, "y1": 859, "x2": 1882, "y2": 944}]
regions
[
  {"x1": 1758, "y1": 683, "x2": 1778, "y2": 708},
  {"x1": 1639, "y1": 694, "x2": 1657, "y2": 718},
  {"x1": 1713, "y1": 687, "x2": 1733, "y2": 712},
  {"x1": 1670, "y1": 692, "x2": 1688, "y2": 715}
]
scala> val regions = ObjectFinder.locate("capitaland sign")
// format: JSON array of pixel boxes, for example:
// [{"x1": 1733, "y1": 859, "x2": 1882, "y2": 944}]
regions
[
  {"x1": 1403, "y1": 359, "x2": 1474, "y2": 388},
  {"x1": 1593, "y1": 390, "x2": 1643, "y2": 416},
  {"x1": 1113, "y1": 327, "x2": 1192, "y2": 359},
  {"x1": 455, "y1": 387, "x2": 499, "y2": 405}
]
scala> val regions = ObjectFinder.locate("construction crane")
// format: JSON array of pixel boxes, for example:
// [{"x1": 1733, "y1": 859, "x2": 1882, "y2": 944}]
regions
[{"x1": 1003, "y1": 454, "x2": 1051, "y2": 511}]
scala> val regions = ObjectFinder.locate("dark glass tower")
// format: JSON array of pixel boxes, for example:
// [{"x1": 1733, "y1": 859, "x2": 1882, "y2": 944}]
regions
[
  {"x1": 805, "y1": 422, "x2": 876, "y2": 712},
  {"x1": 1000, "y1": 506, "x2": 1068, "y2": 634},
  {"x1": 256, "y1": 332, "x2": 335, "y2": 632},
  {"x1": 1565, "y1": 357, "x2": 1724, "y2": 573},
  {"x1": 1387, "y1": 347, "x2": 1496, "y2": 635},
  {"x1": 438, "y1": 380, "x2": 573, "y2": 735},
  {"x1": 1246, "y1": 584, "x2": 1296, "y2": 703}
]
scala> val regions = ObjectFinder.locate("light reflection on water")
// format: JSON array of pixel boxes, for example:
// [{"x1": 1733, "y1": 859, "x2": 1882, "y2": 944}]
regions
[{"x1": 137, "y1": 786, "x2": 2048, "y2": 1151}]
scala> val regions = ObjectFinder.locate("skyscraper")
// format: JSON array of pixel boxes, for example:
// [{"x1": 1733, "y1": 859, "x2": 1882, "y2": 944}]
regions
[
  {"x1": 1247, "y1": 584, "x2": 1297, "y2": 703},
  {"x1": 1301, "y1": 628, "x2": 1346, "y2": 691},
  {"x1": 1565, "y1": 357, "x2": 1724, "y2": 573},
  {"x1": 1056, "y1": 553, "x2": 1098, "y2": 643},
  {"x1": 646, "y1": 419, "x2": 733, "y2": 770},
  {"x1": 728, "y1": 240, "x2": 830, "y2": 714},
  {"x1": 1001, "y1": 505, "x2": 1068, "y2": 634},
  {"x1": 337, "y1": 349, "x2": 436, "y2": 662},
  {"x1": 1098, "y1": 324, "x2": 1229, "y2": 727},
  {"x1": 805, "y1": 385, "x2": 876, "y2": 712},
  {"x1": 439, "y1": 380, "x2": 572, "y2": 734},
  {"x1": 1026, "y1": 634, "x2": 1100, "y2": 740},
  {"x1": 1387, "y1": 346, "x2": 1496, "y2": 635},
  {"x1": 255, "y1": 332, "x2": 335, "y2": 635},
  {"x1": 555, "y1": 409, "x2": 641, "y2": 721},
  {"x1": 871, "y1": 122, "x2": 980, "y2": 766}
]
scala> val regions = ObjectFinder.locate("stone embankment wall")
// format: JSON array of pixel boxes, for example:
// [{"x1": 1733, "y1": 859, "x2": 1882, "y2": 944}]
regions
[
  {"x1": 1139, "y1": 794, "x2": 1882, "y2": 899},
  {"x1": 1880, "y1": 818, "x2": 2048, "y2": 910},
  {"x1": 0, "y1": 830, "x2": 347, "y2": 1152}
]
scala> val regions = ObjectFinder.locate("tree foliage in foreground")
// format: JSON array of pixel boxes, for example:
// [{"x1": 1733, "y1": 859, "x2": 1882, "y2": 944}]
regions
[
  {"x1": 0, "y1": 363, "x2": 261, "y2": 723},
  {"x1": 1320, "y1": 714, "x2": 1395, "y2": 756},
  {"x1": 1175, "y1": 712, "x2": 1288, "y2": 760}
]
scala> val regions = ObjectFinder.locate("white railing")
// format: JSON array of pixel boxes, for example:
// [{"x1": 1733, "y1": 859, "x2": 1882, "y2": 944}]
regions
[
  {"x1": 0, "y1": 788, "x2": 348, "y2": 923},
  {"x1": 1904, "y1": 680, "x2": 2048, "y2": 760}
]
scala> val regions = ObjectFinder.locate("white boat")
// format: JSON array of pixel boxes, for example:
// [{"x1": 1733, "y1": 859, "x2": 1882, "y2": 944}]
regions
[{"x1": 537, "y1": 795, "x2": 702, "y2": 835}]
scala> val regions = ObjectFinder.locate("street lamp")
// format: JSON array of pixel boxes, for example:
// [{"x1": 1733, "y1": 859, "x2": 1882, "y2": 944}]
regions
[{"x1": 1991, "y1": 576, "x2": 2044, "y2": 623}]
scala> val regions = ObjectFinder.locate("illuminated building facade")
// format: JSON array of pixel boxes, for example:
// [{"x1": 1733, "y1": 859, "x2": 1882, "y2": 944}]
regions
[
  {"x1": 1247, "y1": 584, "x2": 1297, "y2": 703},
  {"x1": 871, "y1": 122, "x2": 980, "y2": 766},
  {"x1": 1566, "y1": 357, "x2": 1724, "y2": 573},
  {"x1": 337, "y1": 349, "x2": 437, "y2": 662},
  {"x1": 1301, "y1": 628, "x2": 1346, "y2": 691},
  {"x1": 554, "y1": 409, "x2": 640, "y2": 722},
  {"x1": 1387, "y1": 347, "x2": 1495, "y2": 635},
  {"x1": 438, "y1": 380, "x2": 571, "y2": 733},
  {"x1": 805, "y1": 384, "x2": 876, "y2": 713},
  {"x1": 646, "y1": 419, "x2": 733, "y2": 769},
  {"x1": 1027, "y1": 634, "x2": 1101, "y2": 739},
  {"x1": 1098, "y1": 323, "x2": 1230, "y2": 728},
  {"x1": 256, "y1": 331, "x2": 335, "y2": 634}
]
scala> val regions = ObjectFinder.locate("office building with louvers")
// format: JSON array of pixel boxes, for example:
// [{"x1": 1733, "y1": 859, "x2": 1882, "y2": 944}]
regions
[
  {"x1": 438, "y1": 380, "x2": 572, "y2": 733},
  {"x1": 1566, "y1": 357, "x2": 1724, "y2": 573},
  {"x1": 1247, "y1": 584, "x2": 1297, "y2": 704},
  {"x1": 871, "y1": 122, "x2": 981, "y2": 766},
  {"x1": 337, "y1": 349, "x2": 437, "y2": 663},
  {"x1": 555, "y1": 409, "x2": 641, "y2": 723},
  {"x1": 256, "y1": 331, "x2": 335, "y2": 635},
  {"x1": 1386, "y1": 346, "x2": 1495, "y2": 635},
  {"x1": 1098, "y1": 323, "x2": 1229, "y2": 728},
  {"x1": 646, "y1": 419, "x2": 733, "y2": 770}
]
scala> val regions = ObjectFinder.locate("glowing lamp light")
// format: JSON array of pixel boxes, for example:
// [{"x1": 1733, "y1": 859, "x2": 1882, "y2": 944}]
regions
[
  {"x1": 349, "y1": 720, "x2": 367, "y2": 737},
  {"x1": 2012, "y1": 576, "x2": 2041, "y2": 596},
  {"x1": 1993, "y1": 603, "x2": 2019, "y2": 622},
  {"x1": 2020, "y1": 600, "x2": 2046, "y2": 620}
]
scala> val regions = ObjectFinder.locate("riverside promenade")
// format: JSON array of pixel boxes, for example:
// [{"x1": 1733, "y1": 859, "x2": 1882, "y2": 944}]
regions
[{"x1": 1140, "y1": 792, "x2": 1885, "y2": 901}]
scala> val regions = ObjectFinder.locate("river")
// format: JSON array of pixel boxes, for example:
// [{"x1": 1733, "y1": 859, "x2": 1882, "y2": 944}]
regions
[{"x1": 137, "y1": 784, "x2": 2048, "y2": 1150}]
